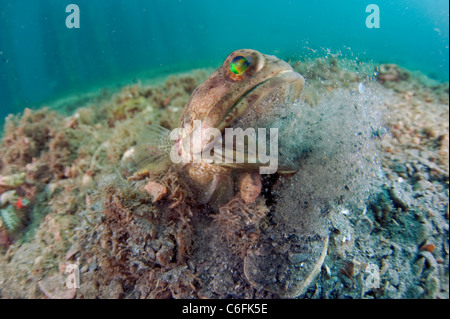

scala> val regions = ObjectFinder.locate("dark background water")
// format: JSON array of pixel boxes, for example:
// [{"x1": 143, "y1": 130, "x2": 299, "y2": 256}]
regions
[{"x1": 0, "y1": 0, "x2": 448, "y2": 123}]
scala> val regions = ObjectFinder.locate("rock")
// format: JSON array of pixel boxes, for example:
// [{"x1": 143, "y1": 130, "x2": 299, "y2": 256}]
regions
[
  {"x1": 355, "y1": 216, "x2": 373, "y2": 240},
  {"x1": 142, "y1": 181, "x2": 168, "y2": 203},
  {"x1": 238, "y1": 172, "x2": 262, "y2": 204},
  {"x1": 388, "y1": 186, "x2": 410, "y2": 212},
  {"x1": 38, "y1": 274, "x2": 77, "y2": 299}
]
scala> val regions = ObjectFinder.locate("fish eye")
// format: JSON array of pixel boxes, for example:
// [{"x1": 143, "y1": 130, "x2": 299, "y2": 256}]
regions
[
  {"x1": 230, "y1": 56, "x2": 252, "y2": 75},
  {"x1": 224, "y1": 50, "x2": 264, "y2": 81}
]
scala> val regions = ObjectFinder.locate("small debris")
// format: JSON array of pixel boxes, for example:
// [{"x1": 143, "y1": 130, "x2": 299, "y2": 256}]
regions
[
  {"x1": 38, "y1": 274, "x2": 77, "y2": 299},
  {"x1": 142, "y1": 181, "x2": 168, "y2": 203},
  {"x1": 338, "y1": 260, "x2": 358, "y2": 288},
  {"x1": 238, "y1": 172, "x2": 262, "y2": 204},
  {"x1": 0, "y1": 172, "x2": 26, "y2": 193},
  {"x1": 0, "y1": 190, "x2": 17, "y2": 206},
  {"x1": 358, "y1": 82, "x2": 365, "y2": 94},
  {"x1": 388, "y1": 186, "x2": 410, "y2": 212},
  {"x1": 65, "y1": 242, "x2": 81, "y2": 260},
  {"x1": 420, "y1": 243, "x2": 436, "y2": 253}
]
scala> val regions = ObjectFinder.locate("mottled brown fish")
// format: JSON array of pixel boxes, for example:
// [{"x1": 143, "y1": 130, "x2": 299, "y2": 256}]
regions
[{"x1": 138, "y1": 49, "x2": 305, "y2": 205}]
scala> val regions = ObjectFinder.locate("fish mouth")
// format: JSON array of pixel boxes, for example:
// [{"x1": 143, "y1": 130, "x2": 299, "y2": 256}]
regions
[
  {"x1": 239, "y1": 69, "x2": 296, "y2": 100},
  {"x1": 220, "y1": 69, "x2": 302, "y2": 129}
]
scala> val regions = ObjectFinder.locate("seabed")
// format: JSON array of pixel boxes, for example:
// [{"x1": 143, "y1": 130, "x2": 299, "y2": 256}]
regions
[{"x1": 0, "y1": 55, "x2": 448, "y2": 299}]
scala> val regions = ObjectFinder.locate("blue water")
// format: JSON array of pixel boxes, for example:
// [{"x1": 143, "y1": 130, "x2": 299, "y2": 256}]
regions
[{"x1": 0, "y1": 0, "x2": 448, "y2": 122}]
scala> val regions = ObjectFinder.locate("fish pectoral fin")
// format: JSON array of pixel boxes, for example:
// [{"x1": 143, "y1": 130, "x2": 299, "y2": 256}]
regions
[
  {"x1": 137, "y1": 124, "x2": 174, "y2": 153},
  {"x1": 210, "y1": 140, "x2": 264, "y2": 169},
  {"x1": 129, "y1": 125, "x2": 174, "y2": 174}
]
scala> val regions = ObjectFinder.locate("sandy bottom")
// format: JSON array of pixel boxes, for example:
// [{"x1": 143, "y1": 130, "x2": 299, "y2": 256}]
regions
[{"x1": 0, "y1": 56, "x2": 448, "y2": 299}]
